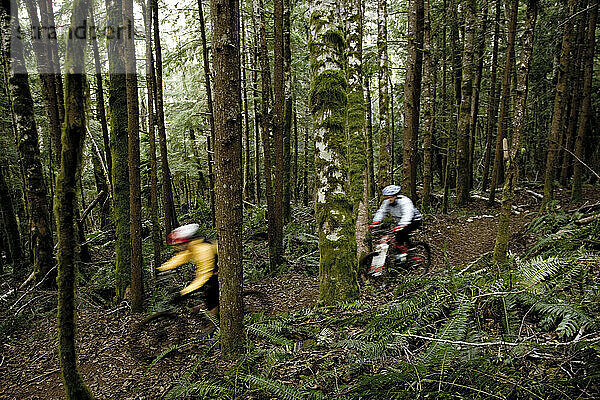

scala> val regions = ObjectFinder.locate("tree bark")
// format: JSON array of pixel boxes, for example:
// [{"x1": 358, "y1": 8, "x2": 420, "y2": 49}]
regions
[
  {"x1": 541, "y1": 0, "x2": 578, "y2": 211},
  {"x1": 310, "y1": 0, "x2": 358, "y2": 304},
  {"x1": 403, "y1": 0, "x2": 424, "y2": 201},
  {"x1": 571, "y1": 1, "x2": 598, "y2": 202},
  {"x1": 482, "y1": 0, "x2": 501, "y2": 192},
  {"x1": 365, "y1": 76, "x2": 375, "y2": 200},
  {"x1": 0, "y1": 164, "x2": 23, "y2": 273},
  {"x1": 241, "y1": 17, "x2": 253, "y2": 202},
  {"x1": 493, "y1": 0, "x2": 537, "y2": 262},
  {"x1": 282, "y1": 0, "x2": 293, "y2": 222},
  {"x1": 489, "y1": 0, "x2": 518, "y2": 206},
  {"x1": 209, "y1": 0, "x2": 244, "y2": 358},
  {"x1": 55, "y1": 0, "x2": 94, "y2": 395},
  {"x1": 153, "y1": 0, "x2": 178, "y2": 232},
  {"x1": 422, "y1": 0, "x2": 434, "y2": 209},
  {"x1": 455, "y1": 0, "x2": 476, "y2": 205},
  {"x1": 2, "y1": 0, "x2": 55, "y2": 285},
  {"x1": 274, "y1": 0, "x2": 286, "y2": 262},
  {"x1": 377, "y1": 0, "x2": 391, "y2": 190},
  {"x1": 106, "y1": 0, "x2": 131, "y2": 299}
]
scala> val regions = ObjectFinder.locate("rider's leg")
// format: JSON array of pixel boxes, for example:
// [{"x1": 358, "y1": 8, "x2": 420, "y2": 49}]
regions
[{"x1": 203, "y1": 274, "x2": 219, "y2": 317}]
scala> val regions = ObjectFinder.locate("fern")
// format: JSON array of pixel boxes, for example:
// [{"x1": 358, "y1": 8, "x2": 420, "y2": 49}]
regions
[{"x1": 239, "y1": 373, "x2": 323, "y2": 400}]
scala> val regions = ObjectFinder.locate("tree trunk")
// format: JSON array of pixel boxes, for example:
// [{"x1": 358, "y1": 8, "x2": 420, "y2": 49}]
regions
[
  {"x1": 455, "y1": 0, "x2": 476, "y2": 205},
  {"x1": 0, "y1": 164, "x2": 23, "y2": 273},
  {"x1": 403, "y1": 0, "x2": 424, "y2": 201},
  {"x1": 153, "y1": 0, "x2": 178, "y2": 232},
  {"x1": 482, "y1": 0, "x2": 501, "y2": 192},
  {"x1": 255, "y1": 0, "x2": 283, "y2": 271},
  {"x1": 273, "y1": 0, "x2": 286, "y2": 264},
  {"x1": 143, "y1": 0, "x2": 162, "y2": 273},
  {"x1": 2, "y1": 0, "x2": 55, "y2": 285},
  {"x1": 489, "y1": 0, "x2": 518, "y2": 206},
  {"x1": 365, "y1": 76, "x2": 375, "y2": 200},
  {"x1": 55, "y1": 0, "x2": 94, "y2": 395},
  {"x1": 198, "y1": 0, "x2": 216, "y2": 225},
  {"x1": 347, "y1": 0, "x2": 368, "y2": 262},
  {"x1": 303, "y1": 126, "x2": 309, "y2": 206},
  {"x1": 241, "y1": 18, "x2": 253, "y2": 202},
  {"x1": 377, "y1": 0, "x2": 391, "y2": 190},
  {"x1": 209, "y1": 0, "x2": 244, "y2": 358},
  {"x1": 282, "y1": 0, "x2": 293, "y2": 222},
  {"x1": 310, "y1": 0, "x2": 358, "y2": 305},
  {"x1": 572, "y1": 1, "x2": 598, "y2": 202},
  {"x1": 123, "y1": 0, "x2": 143, "y2": 312},
  {"x1": 251, "y1": 34, "x2": 262, "y2": 205},
  {"x1": 468, "y1": 4, "x2": 488, "y2": 191},
  {"x1": 106, "y1": 0, "x2": 131, "y2": 300},
  {"x1": 541, "y1": 0, "x2": 578, "y2": 211},
  {"x1": 493, "y1": 0, "x2": 537, "y2": 262},
  {"x1": 422, "y1": 0, "x2": 434, "y2": 209}
]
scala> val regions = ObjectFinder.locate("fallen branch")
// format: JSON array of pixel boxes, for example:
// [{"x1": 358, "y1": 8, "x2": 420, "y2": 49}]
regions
[
  {"x1": 526, "y1": 189, "x2": 543, "y2": 200},
  {"x1": 79, "y1": 189, "x2": 106, "y2": 223},
  {"x1": 471, "y1": 194, "x2": 523, "y2": 213},
  {"x1": 394, "y1": 333, "x2": 600, "y2": 348},
  {"x1": 576, "y1": 214, "x2": 600, "y2": 225}
]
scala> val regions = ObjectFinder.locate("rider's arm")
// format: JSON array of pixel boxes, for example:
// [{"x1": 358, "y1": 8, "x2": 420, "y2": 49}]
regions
[
  {"x1": 372, "y1": 200, "x2": 391, "y2": 223},
  {"x1": 157, "y1": 249, "x2": 192, "y2": 271},
  {"x1": 179, "y1": 241, "x2": 217, "y2": 296}
]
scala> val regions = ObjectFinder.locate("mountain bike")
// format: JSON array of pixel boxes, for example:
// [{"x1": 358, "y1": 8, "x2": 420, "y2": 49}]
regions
[
  {"x1": 359, "y1": 227, "x2": 431, "y2": 282},
  {"x1": 129, "y1": 288, "x2": 271, "y2": 361}
]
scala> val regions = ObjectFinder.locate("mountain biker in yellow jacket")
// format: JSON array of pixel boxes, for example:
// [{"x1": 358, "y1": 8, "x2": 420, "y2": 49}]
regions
[{"x1": 157, "y1": 224, "x2": 219, "y2": 316}]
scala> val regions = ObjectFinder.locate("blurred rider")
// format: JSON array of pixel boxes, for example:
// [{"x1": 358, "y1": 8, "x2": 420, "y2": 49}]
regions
[
  {"x1": 157, "y1": 224, "x2": 219, "y2": 317},
  {"x1": 369, "y1": 184, "x2": 422, "y2": 251}
]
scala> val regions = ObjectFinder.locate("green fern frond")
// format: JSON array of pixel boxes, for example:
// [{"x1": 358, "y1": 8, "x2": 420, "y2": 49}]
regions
[
  {"x1": 239, "y1": 373, "x2": 324, "y2": 400},
  {"x1": 247, "y1": 321, "x2": 294, "y2": 346},
  {"x1": 167, "y1": 377, "x2": 234, "y2": 399}
]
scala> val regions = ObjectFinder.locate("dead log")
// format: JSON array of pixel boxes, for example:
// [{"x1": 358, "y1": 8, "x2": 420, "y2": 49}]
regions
[{"x1": 576, "y1": 214, "x2": 600, "y2": 225}]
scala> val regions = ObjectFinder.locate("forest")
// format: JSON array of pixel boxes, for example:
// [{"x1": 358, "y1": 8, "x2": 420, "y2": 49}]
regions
[{"x1": 0, "y1": 0, "x2": 599, "y2": 397}]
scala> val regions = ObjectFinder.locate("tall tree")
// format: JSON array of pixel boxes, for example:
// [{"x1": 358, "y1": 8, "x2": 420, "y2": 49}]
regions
[
  {"x1": 209, "y1": 0, "x2": 244, "y2": 358},
  {"x1": 489, "y1": 0, "x2": 518, "y2": 205},
  {"x1": 365, "y1": 75, "x2": 375, "y2": 199},
  {"x1": 540, "y1": 0, "x2": 578, "y2": 211},
  {"x1": 482, "y1": 0, "x2": 501, "y2": 192},
  {"x1": 403, "y1": 0, "x2": 424, "y2": 200},
  {"x1": 144, "y1": 0, "x2": 162, "y2": 271},
  {"x1": 572, "y1": 1, "x2": 598, "y2": 202},
  {"x1": 377, "y1": 0, "x2": 391, "y2": 190},
  {"x1": 1, "y1": 0, "x2": 55, "y2": 284},
  {"x1": 282, "y1": 0, "x2": 293, "y2": 221},
  {"x1": 493, "y1": 0, "x2": 537, "y2": 262},
  {"x1": 55, "y1": 0, "x2": 94, "y2": 395},
  {"x1": 346, "y1": 0, "x2": 369, "y2": 260},
  {"x1": 106, "y1": 0, "x2": 131, "y2": 299},
  {"x1": 422, "y1": 0, "x2": 434, "y2": 209},
  {"x1": 197, "y1": 0, "x2": 216, "y2": 224},
  {"x1": 153, "y1": 0, "x2": 178, "y2": 232},
  {"x1": 455, "y1": 0, "x2": 476, "y2": 205},
  {"x1": 241, "y1": 18, "x2": 253, "y2": 202},
  {"x1": 0, "y1": 164, "x2": 22, "y2": 274},
  {"x1": 310, "y1": 0, "x2": 358, "y2": 304},
  {"x1": 123, "y1": 0, "x2": 143, "y2": 311}
]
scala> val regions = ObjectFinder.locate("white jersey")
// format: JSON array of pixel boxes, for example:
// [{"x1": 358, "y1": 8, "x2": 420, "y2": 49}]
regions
[{"x1": 373, "y1": 196, "x2": 422, "y2": 227}]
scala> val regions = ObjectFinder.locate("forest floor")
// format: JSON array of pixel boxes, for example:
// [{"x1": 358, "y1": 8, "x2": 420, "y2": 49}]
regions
[{"x1": 1, "y1": 186, "x2": 598, "y2": 399}]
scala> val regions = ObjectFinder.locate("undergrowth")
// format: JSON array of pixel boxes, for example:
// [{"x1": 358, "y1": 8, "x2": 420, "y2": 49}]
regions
[{"x1": 164, "y1": 210, "x2": 600, "y2": 399}]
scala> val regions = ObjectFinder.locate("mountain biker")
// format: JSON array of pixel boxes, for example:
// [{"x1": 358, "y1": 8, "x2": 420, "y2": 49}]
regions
[
  {"x1": 369, "y1": 184, "x2": 422, "y2": 253},
  {"x1": 157, "y1": 224, "x2": 219, "y2": 317}
]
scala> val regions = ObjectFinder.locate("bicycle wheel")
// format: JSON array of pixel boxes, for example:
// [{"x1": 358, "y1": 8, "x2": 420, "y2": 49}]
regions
[
  {"x1": 243, "y1": 289, "x2": 272, "y2": 316},
  {"x1": 129, "y1": 310, "x2": 188, "y2": 361},
  {"x1": 407, "y1": 241, "x2": 431, "y2": 274}
]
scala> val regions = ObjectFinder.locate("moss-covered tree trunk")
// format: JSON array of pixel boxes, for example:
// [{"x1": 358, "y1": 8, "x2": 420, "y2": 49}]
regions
[
  {"x1": 241, "y1": 18, "x2": 253, "y2": 202},
  {"x1": 123, "y1": 0, "x2": 143, "y2": 312},
  {"x1": 482, "y1": 0, "x2": 500, "y2": 192},
  {"x1": 55, "y1": 0, "x2": 94, "y2": 396},
  {"x1": 403, "y1": 0, "x2": 424, "y2": 201},
  {"x1": 364, "y1": 76, "x2": 375, "y2": 200},
  {"x1": 209, "y1": 0, "x2": 244, "y2": 358},
  {"x1": 282, "y1": 0, "x2": 293, "y2": 222},
  {"x1": 571, "y1": 0, "x2": 598, "y2": 202},
  {"x1": 455, "y1": 0, "x2": 475, "y2": 206},
  {"x1": 310, "y1": 0, "x2": 358, "y2": 305},
  {"x1": 2, "y1": 0, "x2": 55, "y2": 284},
  {"x1": 105, "y1": 0, "x2": 131, "y2": 300},
  {"x1": 251, "y1": 33, "x2": 262, "y2": 205},
  {"x1": 153, "y1": 0, "x2": 178, "y2": 233},
  {"x1": 493, "y1": 0, "x2": 537, "y2": 262},
  {"x1": 489, "y1": 0, "x2": 518, "y2": 206},
  {"x1": 346, "y1": 0, "x2": 368, "y2": 261},
  {"x1": 377, "y1": 0, "x2": 391, "y2": 191},
  {"x1": 197, "y1": 0, "x2": 216, "y2": 225}
]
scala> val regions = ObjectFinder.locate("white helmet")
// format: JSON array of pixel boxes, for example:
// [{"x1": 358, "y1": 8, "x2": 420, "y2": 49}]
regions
[
  {"x1": 167, "y1": 223, "x2": 200, "y2": 245},
  {"x1": 382, "y1": 185, "x2": 401, "y2": 196}
]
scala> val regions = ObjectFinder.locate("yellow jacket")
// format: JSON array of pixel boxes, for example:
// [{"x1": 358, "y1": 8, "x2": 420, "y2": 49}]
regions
[{"x1": 157, "y1": 239, "x2": 218, "y2": 296}]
